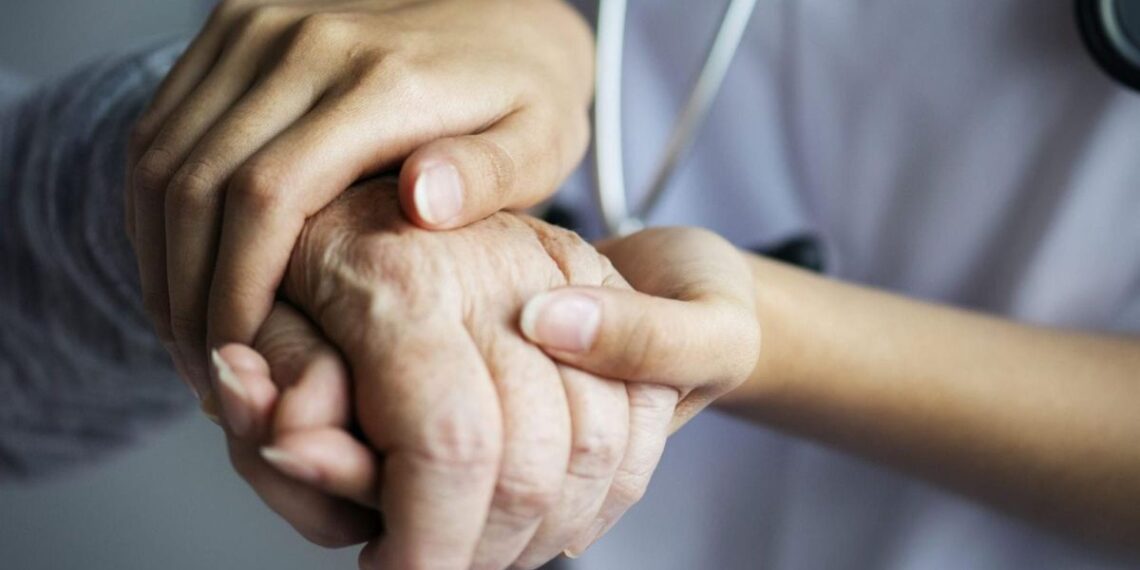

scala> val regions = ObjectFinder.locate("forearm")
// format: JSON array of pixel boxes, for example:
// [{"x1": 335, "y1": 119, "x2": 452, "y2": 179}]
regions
[
  {"x1": 0, "y1": 45, "x2": 190, "y2": 480},
  {"x1": 717, "y1": 254, "x2": 1140, "y2": 548}
]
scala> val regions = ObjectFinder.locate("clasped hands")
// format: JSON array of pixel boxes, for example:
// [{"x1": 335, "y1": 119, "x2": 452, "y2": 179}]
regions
[
  {"x1": 208, "y1": 179, "x2": 758, "y2": 569},
  {"x1": 122, "y1": 2, "x2": 758, "y2": 565}
]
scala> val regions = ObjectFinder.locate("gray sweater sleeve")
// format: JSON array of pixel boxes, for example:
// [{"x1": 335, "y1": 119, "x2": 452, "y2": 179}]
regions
[{"x1": 0, "y1": 43, "x2": 195, "y2": 481}]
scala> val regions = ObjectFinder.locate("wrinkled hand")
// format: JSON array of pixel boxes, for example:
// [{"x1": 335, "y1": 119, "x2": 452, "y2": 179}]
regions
[
  {"x1": 213, "y1": 201, "x2": 760, "y2": 567},
  {"x1": 126, "y1": 0, "x2": 594, "y2": 401},
  {"x1": 216, "y1": 179, "x2": 677, "y2": 569},
  {"x1": 212, "y1": 303, "x2": 383, "y2": 548}
]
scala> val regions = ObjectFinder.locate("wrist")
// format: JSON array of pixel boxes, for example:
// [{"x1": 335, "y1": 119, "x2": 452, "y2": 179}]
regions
[{"x1": 714, "y1": 254, "x2": 812, "y2": 418}]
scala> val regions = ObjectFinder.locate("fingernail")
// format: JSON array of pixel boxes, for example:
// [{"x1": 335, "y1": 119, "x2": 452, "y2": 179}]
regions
[
  {"x1": 211, "y1": 349, "x2": 251, "y2": 437},
  {"x1": 260, "y1": 447, "x2": 321, "y2": 484},
  {"x1": 413, "y1": 163, "x2": 463, "y2": 225},
  {"x1": 520, "y1": 292, "x2": 601, "y2": 352}
]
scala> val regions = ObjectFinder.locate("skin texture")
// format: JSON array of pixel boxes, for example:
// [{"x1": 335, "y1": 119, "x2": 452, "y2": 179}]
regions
[
  {"x1": 216, "y1": 180, "x2": 760, "y2": 568},
  {"x1": 506, "y1": 239, "x2": 1140, "y2": 554},
  {"x1": 216, "y1": 304, "x2": 383, "y2": 549},
  {"x1": 284, "y1": 181, "x2": 637, "y2": 569},
  {"x1": 125, "y1": 0, "x2": 594, "y2": 404},
  {"x1": 105, "y1": 0, "x2": 1137, "y2": 560},
  {"x1": 235, "y1": 205, "x2": 1140, "y2": 559},
  {"x1": 718, "y1": 256, "x2": 1140, "y2": 551},
  {"x1": 214, "y1": 178, "x2": 754, "y2": 570}
]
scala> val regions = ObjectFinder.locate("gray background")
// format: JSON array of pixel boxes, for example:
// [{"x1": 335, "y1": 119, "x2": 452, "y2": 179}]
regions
[{"x1": 0, "y1": 2, "x2": 359, "y2": 568}]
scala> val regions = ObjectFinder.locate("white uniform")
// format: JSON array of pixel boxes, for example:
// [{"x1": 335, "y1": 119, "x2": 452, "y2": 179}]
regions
[{"x1": 558, "y1": 1, "x2": 1140, "y2": 568}]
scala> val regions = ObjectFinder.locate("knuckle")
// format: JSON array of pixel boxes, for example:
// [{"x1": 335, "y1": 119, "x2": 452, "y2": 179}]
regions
[
  {"x1": 412, "y1": 410, "x2": 501, "y2": 471},
  {"x1": 493, "y1": 470, "x2": 562, "y2": 520},
  {"x1": 231, "y1": 162, "x2": 287, "y2": 215},
  {"x1": 356, "y1": 53, "x2": 425, "y2": 101},
  {"x1": 128, "y1": 115, "x2": 160, "y2": 158},
  {"x1": 254, "y1": 308, "x2": 321, "y2": 360},
  {"x1": 133, "y1": 148, "x2": 174, "y2": 193},
  {"x1": 167, "y1": 161, "x2": 221, "y2": 214},
  {"x1": 569, "y1": 427, "x2": 625, "y2": 480},
  {"x1": 627, "y1": 383, "x2": 678, "y2": 413},
  {"x1": 289, "y1": 13, "x2": 352, "y2": 54},
  {"x1": 466, "y1": 135, "x2": 518, "y2": 198},
  {"x1": 531, "y1": 222, "x2": 600, "y2": 283},
  {"x1": 619, "y1": 314, "x2": 672, "y2": 380}
]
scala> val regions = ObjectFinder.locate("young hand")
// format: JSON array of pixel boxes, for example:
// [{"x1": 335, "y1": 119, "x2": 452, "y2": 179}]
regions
[{"x1": 126, "y1": 0, "x2": 595, "y2": 402}]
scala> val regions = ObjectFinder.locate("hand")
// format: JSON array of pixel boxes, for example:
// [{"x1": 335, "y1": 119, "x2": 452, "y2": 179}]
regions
[
  {"x1": 521, "y1": 227, "x2": 761, "y2": 427},
  {"x1": 210, "y1": 302, "x2": 383, "y2": 548},
  {"x1": 213, "y1": 205, "x2": 757, "y2": 565},
  {"x1": 125, "y1": 0, "x2": 595, "y2": 400},
  {"x1": 504, "y1": 227, "x2": 760, "y2": 553},
  {"x1": 220, "y1": 179, "x2": 675, "y2": 569}
]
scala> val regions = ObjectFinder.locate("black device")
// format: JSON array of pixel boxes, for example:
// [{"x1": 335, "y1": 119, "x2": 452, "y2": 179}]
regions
[{"x1": 1077, "y1": 0, "x2": 1140, "y2": 90}]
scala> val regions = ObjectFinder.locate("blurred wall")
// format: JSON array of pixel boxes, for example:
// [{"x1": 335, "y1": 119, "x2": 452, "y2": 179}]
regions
[
  {"x1": 0, "y1": 0, "x2": 200, "y2": 80},
  {"x1": 0, "y1": 2, "x2": 359, "y2": 568}
]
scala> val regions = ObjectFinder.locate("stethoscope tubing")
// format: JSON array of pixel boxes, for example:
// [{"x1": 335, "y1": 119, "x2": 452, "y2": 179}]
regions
[
  {"x1": 594, "y1": 1, "x2": 1140, "y2": 238},
  {"x1": 593, "y1": 0, "x2": 759, "y2": 237}
]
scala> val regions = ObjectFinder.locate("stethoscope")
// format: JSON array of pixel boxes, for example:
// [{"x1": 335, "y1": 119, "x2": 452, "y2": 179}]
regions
[{"x1": 592, "y1": 0, "x2": 1140, "y2": 238}]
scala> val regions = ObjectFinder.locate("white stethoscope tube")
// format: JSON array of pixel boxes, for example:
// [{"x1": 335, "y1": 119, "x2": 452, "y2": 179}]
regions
[{"x1": 593, "y1": 0, "x2": 759, "y2": 237}]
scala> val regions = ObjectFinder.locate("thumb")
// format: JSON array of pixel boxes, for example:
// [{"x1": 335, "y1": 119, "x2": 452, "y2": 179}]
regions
[
  {"x1": 398, "y1": 108, "x2": 588, "y2": 229},
  {"x1": 519, "y1": 287, "x2": 759, "y2": 391}
]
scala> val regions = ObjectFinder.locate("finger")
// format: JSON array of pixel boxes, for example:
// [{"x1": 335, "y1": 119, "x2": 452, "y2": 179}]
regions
[
  {"x1": 229, "y1": 432, "x2": 381, "y2": 548},
  {"x1": 202, "y1": 90, "x2": 389, "y2": 352},
  {"x1": 469, "y1": 335, "x2": 572, "y2": 570},
  {"x1": 399, "y1": 105, "x2": 590, "y2": 230},
  {"x1": 565, "y1": 383, "x2": 676, "y2": 557},
  {"x1": 248, "y1": 302, "x2": 353, "y2": 433},
  {"x1": 127, "y1": 2, "x2": 274, "y2": 238},
  {"x1": 203, "y1": 79, "x2": 471, "y2": 349},
  {"x1": 212, "y1": 344, "x2": 279, "y2": 440},
  {"x1": 132, "y1": 1, "x2": 245, "y2": 151},
  {"x1": 513, "y1": 366, "x2": 628, "y2": 569},
  {"x1": 264, "y1": 428, "x2": 383, "y2": 508},
  {"x1": 132, "y1": 19, "x2": 279, "y2": 390},
  {"x1": 343, "y1": 323, "x2": 501, "y2": 569},
  {"x1": 215, "y1": 336, "x2": 382, "y2": 547},
  {"x1": 520, "y1": 286, "x2": 759, "y2": 390},
  {"x1": 128, "y1": 4, "x2": 229, "y2": 168},
  {"x1": 252, "y1": 304, "x2": 377, "y2": 505},
  {"x1": 165, "y1": 62, "x2": 326, "y2": 386},
  {"x1": 270, "y1": 343, "x2": 352, "y2": 435}
]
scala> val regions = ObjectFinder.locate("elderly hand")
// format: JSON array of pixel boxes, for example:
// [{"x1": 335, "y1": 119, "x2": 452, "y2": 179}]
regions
[
  {"x1": 210, "y1": 302, "x2": 383, "y2": 548},
  {"x1": 216, "y1": 218, "x2": 761, "y2": 566},
  {"x1": 214, "y1": 179, "x2": 678, "y2": 569},
  {"x1": 126, "y1": 0, "x2": 594, "y2": 403}
]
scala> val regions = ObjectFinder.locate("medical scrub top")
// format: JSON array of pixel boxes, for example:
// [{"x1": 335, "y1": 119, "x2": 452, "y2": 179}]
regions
[{"x1": 557, "y1": 1, "x2": 1140, "y2": 568}]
